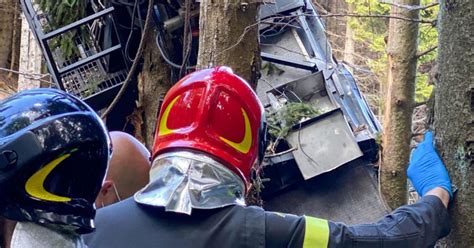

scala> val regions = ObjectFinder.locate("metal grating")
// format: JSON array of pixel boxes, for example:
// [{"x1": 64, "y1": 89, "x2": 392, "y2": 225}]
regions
[
  {"x1": 20, "y1": 0, "x2": 129, "y2": 109},
  {"x1": 62, "y1": 60, "x2": 127, "y2": 99}
]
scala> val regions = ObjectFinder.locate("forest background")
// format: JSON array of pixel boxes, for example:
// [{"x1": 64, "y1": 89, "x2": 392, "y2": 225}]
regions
[{"x1": 0, "y1": 0, "x2": 471, "y2": 246}]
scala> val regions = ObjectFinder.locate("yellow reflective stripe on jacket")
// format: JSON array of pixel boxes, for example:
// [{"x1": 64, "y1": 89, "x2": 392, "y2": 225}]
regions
[{"x1": 303, "y1": 216, "x2": 329, "y2": 248}]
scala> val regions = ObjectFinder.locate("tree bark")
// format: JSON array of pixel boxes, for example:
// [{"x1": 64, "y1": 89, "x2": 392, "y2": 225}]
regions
[
  {"x1": 434, "y1": 0, "x2": 474, "y2": 245},
  {"x1": 8, "y1": 0, "x2": 20, "y2": 82},
  {"x1": 18, "y1": 14, "x2": 43, "y2": 90},
  {"x1": 196, "y1": 0, "x2": 260, "y2": 88},
  {"x1": 0, "y1": 0, "x2": 15, "y2": 68},
  {"x1": 380, "y1": 0, "x2": 420, "y2": 210},
  {"x1": 319, "y1": 0, "x2": 347, "y2": 59},
  {"x1": 0, "y1": 0, "x2": 20, "y2": 91},
  {"x1": 136, "y1": 28, "x2": 172, "y2": 148},
  {"x1": 343, "y1": 3, "x2": 355, "y2": 67}
]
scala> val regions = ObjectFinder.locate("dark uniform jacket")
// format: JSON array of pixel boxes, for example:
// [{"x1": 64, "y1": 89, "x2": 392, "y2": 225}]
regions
[{"x1": 85, "y1": 196, "x2": 450, "y2": 248}]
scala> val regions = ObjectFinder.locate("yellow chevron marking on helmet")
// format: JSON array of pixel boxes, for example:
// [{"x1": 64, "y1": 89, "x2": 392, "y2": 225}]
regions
[
  {"x1": 303, "y1": 216, "x2": 329, "y2": 248},
  {"x1": 159, "y1": 95, "x2": 181, "y2": 136},
  {"x1": 25, "y1": 154, "x2": 72, "y2": 202},
  {"x1": 220, "y1": 108, "x2": 252, "y2": 154}
]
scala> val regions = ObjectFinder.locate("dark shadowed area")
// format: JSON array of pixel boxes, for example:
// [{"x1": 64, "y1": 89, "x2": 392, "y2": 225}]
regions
[{"x1": 263, "y1": 159, "x2": 388, "y2": 224}]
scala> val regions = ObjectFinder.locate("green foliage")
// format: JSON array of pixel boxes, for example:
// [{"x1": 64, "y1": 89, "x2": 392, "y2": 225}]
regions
[
  {"x1": 348, "y1": 0, "x2": 438, "y2": 105},
  {"x1": 349, "y1": 0, "x2": 389, "y2": 55},
  {"x1": 415, "y1": 73, "x2": 434, "y2": 102},
  {"x1": 347, "y1": 0, "x2": 389, "y2": 112},
  {"x1": 37, "y1": 0, "x2": 88, "y2": 59},
  {"x1": 262, "y1": 62, "x2": 285, "y2": 76},
  {"x1": 267, "y1": 102, "x2": 321, "y2": 139},
  {"x1": 82, "y1": 80, "x2": 100, "y2": 98},
  {"x1": 415, "y1": 0, "x2": 439, "y2": 102},
  {"x1": 375, "y1": 132, "x2": 383, "y2": 146}
]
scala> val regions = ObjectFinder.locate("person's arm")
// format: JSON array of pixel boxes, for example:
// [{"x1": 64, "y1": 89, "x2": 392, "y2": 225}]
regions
[
  {"x1": 265, "y1": 196, "x2": 450, "y2": 248},
  {"x1": 425, "y1": 187, "x2": 450, "y2": 208},
  {"x1": 326, "y1": 193, "x2": 450, "y2": 247},
  {"x1": 328, "y1": 131, "x2": 453, "y2": 247},
  {"x1": 264, "y1": 131, "x2": 452, "y2": 248}
]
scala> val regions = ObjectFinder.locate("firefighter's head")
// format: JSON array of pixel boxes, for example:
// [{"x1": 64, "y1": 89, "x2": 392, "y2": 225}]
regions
[
  {"x1": 152, "y1": 66, "x2": 266, "y2": 190},
  {"x1": 0, "y1": 88, "x2": 111, "y2": 234}
]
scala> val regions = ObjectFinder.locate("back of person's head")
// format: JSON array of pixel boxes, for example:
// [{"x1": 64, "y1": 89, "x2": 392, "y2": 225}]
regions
[
  {"x1": 151, "y1": 66, "x2": 266, "y2": 190},
  {"x1": 95, "y1": 131, "x2": 150, "y2": 208},
  {"x1": 0, "y1": 88, "x2": 111, "y2": 234}
]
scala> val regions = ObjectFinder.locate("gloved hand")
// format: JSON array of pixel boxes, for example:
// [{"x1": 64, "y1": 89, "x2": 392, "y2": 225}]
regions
[{"x1": 407, "y1": 131, "x2": 453, "y2": 199}]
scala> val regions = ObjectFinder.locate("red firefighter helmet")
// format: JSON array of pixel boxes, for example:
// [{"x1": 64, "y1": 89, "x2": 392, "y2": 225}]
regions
[{"x1": 152, "y1": 66, "x2": 266, "y2": 189}]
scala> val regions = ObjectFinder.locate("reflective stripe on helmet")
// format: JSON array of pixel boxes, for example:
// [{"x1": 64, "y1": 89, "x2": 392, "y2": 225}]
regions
[
  {"x1": 158, "y1": 95, "x2": 181, "y2": 136},
  {"x1": 219, "y1": 108, "x2": 252, "y2": 154},
  {"x1": 303, "y1": 216, "x2": 329, "y2": 248},
  {"x1": 25, "y1": 154, "x2": 72, "y2": 202}
]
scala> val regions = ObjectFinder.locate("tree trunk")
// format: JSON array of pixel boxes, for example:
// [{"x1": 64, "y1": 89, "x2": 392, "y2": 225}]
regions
[
  {"x1": 343, "y1": 3, "x2": 355, "y2": 67},
  {"x1": 0, "y1": 0, "x2": 20, "y2": 87},
  {"x1": 18, "y1": 14, "x2": 43, "y2": 90},
  {"x1": 319, "y1": 0, "x2": 347, "y2": 59},
  {"x1": 434, "y1": 0, "x2": 474, "y2": 245},
  {"x1": 136, "y1": 28, "x2": 173, "y2": 148},
  {"x1": 8, "y1": 0, "x2": 21, "y2": 83},
  {"x1": 196, "y1": 0, "x2": 260, "y2": 88},
  {"x1": 0, "y1": 0, "x2": 14, "y2": 68},
  {"x1": 380, "y1": 0, "x2": 420, "y2": 210}
]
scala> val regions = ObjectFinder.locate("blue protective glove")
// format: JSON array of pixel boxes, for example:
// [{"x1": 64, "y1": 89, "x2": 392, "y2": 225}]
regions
[{"x1": 407, "y1": 131, "x2": 453, "y2": 199}]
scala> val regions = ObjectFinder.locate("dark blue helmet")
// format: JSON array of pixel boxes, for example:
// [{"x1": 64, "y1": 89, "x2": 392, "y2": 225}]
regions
[{"x1": 0, "y1": 88, "x2": 111, "y2": 234}]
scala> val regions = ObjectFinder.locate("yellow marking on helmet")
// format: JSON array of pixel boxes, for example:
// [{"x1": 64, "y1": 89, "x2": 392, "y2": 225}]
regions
[
  {"x1": 25, "y1": 154, "x2": 72, "y2": 202},
  {"x1": 303, "y1": 216, "x2": 329, "y2": 248},
  {"x1": 219, "y1": 108, "x2": 252, "y2": 154},
  {"x1": 159, "y1": 95, "x2": 181, "y2": 136}
]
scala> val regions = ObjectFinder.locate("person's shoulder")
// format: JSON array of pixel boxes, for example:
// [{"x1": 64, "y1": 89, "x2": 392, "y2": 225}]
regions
[
  {"x1": 223, "y1": 204, "x2": 265, "y2": 215},
  {"x1": 95, "y1": 197, "x2": 139, "y2": 223},
  {"x1": 85, "y1": 198, "x2": 142, "y2": 246},
  {"x1": 233, "y1": 204, "x2": 298, "y2": 218},
  {"x1": 232, "y1": 204, "x2": 264, "y2": 211}
]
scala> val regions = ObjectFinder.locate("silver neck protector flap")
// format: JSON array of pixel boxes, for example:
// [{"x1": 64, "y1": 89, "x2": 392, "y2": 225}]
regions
[{"x1": 134, "y1": 151, "x2": 246, "y2": 215}]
